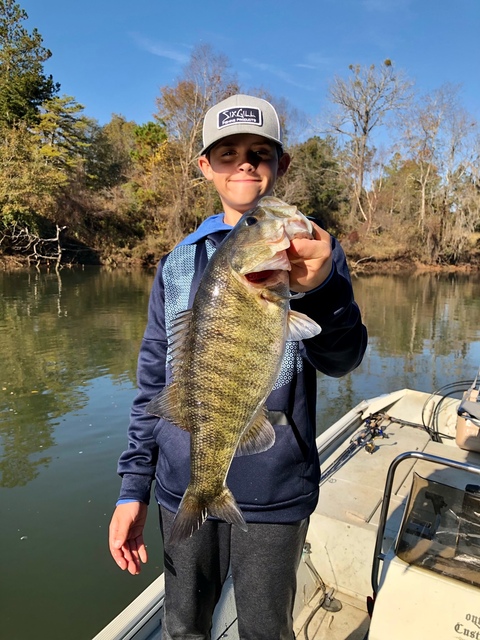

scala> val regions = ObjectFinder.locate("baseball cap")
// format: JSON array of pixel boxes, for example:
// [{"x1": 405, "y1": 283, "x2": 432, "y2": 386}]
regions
[{"x1": 200, "y1": 94, "x2": 283, "y2": 156}]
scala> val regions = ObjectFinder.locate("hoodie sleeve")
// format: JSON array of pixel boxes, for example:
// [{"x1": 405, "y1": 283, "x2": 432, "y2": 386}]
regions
[
  {"x1": 116, "y1": 259, "x2": 167, "y2": 504},
  {"x1": 291, "y1": 236, "x2": 367, "y2": 378}
]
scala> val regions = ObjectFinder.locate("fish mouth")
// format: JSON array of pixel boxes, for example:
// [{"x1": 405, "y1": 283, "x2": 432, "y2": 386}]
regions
[
  {"x1": 244, "y1": 247, "x2": 292, "y2": 277},
  {"x1": 244, "y1": 269, "x2": 277, "y2": 284},
  {"x1": 289, "y1": 229, "x2": 313, "y2": 241},
  {"x1": 243, "y1": 268, "x2": 289, "y2": 290}
]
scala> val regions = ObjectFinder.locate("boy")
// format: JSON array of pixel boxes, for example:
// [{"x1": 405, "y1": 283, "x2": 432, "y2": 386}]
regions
[{"x1": 109, "y1": 94, "x2": 367, "y2": 639}]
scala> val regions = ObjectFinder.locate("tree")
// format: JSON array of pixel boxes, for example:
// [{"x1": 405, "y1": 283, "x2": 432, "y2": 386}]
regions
[
  {"x1": 366, "y1": 154, "x2": 440, "y2": 258},
  {"x1": 131, "y1": 120, "x2": 168, "y2": 169},
  {"x1": 277, "y1": 136, "x2": 347, "y2": 233},
  {"x1": 397, "y1": 84, "x2": 479, "y2": 262},
  {"x1": 0, "y1": 0, "x2": 59, "y2": 125},
  {"x1": 125, "y1": 120, "x2": 170, "y2": 230},
  {"x1": 327, "y1": 60, "x2": 412, "y2": 226},
  {"x1": 0, "y1": 121, "x2": 62, "y2": 227},
  {"x1": 0, "y1": 95, "x2": 92, "y2": 218},
  {"x1": 0, "y1": 94, "x2": 96, "y2": 266},
  {"x1": 32, "y1": 95, "x2": 91, "y2": 171},
  {"x1": 85, "y1": 114, "x2": 137, "y2": 190}
]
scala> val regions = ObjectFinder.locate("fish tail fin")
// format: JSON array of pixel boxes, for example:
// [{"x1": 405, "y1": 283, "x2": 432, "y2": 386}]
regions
[
  {"x1": 169, "y1": 486, "x2": 247, "y2": 544},
  {"x1": 209, "y1": 487, "x2": 248, "y2": 533},
  {"x1": 169, "y1": 488, "x2": 208, "y2": 544}
]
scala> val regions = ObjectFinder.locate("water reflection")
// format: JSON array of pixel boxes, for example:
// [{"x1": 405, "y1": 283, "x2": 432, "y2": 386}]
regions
[
  {"x1": 315, "y1": 272, "x2": 480, "y2": 433},
  {"x1": 0, "y1": 268, "x2": 154, "y2": 489},
  {"x1": 358, "y1": 273, "x2": 479, "y2": 358}
]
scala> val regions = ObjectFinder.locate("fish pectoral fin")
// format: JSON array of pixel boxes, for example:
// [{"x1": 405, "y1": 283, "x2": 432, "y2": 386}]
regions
[
  {"x1": 286, "y1": 310, "x2": 322, "y2": 341},
  {"x1": 145, "y1": 382, "x2": 188, "y2": 430},
  {"x1": 235, "y1": 406, "x2": 276, "y2": 456}
]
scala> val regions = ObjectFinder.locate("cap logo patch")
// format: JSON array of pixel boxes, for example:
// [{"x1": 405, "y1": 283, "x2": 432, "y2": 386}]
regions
[{"x1": 217, "y1": 107, "x2": 263, "y2": 129}]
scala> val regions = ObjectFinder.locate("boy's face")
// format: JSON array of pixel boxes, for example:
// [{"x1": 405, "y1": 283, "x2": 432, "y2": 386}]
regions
[{"x1": 198, "y1": 133, "x2": 290, "y2": 224}]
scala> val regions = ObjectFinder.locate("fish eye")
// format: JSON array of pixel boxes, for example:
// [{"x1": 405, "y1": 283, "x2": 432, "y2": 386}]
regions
[{"x1": 244, "y1": 216, "x2": 258, "y2": 226}]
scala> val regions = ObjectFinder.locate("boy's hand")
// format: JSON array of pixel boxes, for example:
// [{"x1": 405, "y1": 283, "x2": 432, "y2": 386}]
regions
[
  {"x1": 109, "y1": 502, "x2": 148, "y2": 575},
  {"x1": 287, "y1": 222, "x2": 333, "y2": 292}
]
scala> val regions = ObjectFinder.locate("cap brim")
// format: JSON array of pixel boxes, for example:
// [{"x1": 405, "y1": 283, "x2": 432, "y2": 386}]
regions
[{"x1": 200, "y1": 133, "x2": 283, "y2": 156}]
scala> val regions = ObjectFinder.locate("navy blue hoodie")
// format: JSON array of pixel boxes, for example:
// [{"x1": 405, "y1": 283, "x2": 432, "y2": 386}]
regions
[{"x1": 117, "y1": 215, "x2": 367, "y2": 523}]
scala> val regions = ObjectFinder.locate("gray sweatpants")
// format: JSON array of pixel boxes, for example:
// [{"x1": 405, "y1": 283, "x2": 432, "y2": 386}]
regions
[{"x1": 159, "y1": 505, "x2": 308, "y2": 640}]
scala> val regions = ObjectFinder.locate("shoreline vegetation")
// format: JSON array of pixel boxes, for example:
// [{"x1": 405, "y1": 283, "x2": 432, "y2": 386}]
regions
[
  {"x1": 2, "y1": 248, "x2": 479, "y2": 276},
  {"x1": 0, "y1": 2, "x2": 479, "y2": 273}
]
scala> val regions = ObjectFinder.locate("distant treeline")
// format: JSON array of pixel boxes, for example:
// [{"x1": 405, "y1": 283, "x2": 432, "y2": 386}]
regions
[{"x1": 0, "y1": 0, "x2": 479, "y2": 268}]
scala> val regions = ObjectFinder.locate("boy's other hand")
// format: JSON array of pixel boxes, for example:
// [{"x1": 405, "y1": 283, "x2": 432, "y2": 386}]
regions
[
  {"x1": 287, "y1": 222, "x2": 333, "y2": 292},
  {"x1": 109, "y1": 501, "x2": 148, "y2": 575}
]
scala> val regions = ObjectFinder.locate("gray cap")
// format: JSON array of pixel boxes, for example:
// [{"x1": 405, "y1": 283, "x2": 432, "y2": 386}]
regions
[{"x1": 200, "y1": 94, "x2": 283, "y2": 156}]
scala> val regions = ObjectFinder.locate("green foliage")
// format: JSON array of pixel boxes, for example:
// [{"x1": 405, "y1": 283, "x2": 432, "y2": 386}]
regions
[
  {"x1": 131, "y1": 120, "x2": 167, "y2": 165},
  {"x1": 0, "y1": 0, "x2": 59, "y2": 125},
  {"x1": 84, "y1": 114, "x2": 137, "y2": 189},
  {"x1": 0, "y1": 121, "x2": 60, "y2": 222},
  {"x1": 0, "y1": 95, "x2": 92, "y2": 225},
  {"x1": 0, "y1": 1, "x2": 92, "y2": 255},
  {"x1": 280, "y1": 136, "x2": 348, "y2": 233},
  {"x1": 33, "y1": 95, "x2": 92, "y2": 168}
]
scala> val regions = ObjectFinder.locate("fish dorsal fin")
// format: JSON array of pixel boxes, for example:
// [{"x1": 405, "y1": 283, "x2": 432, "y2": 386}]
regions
[
  {"x1": 235, "y1": 405, "x2": 275, "y2": 457},
  {"x1": 145, "y1": 308, "x2": 195, "y2": 428},
  {"x1": 145, "y1": 382, "x2": 189, "y2": 430},
  {"x1": 286, "y1": 310, "x2": 322, "y2": 341},
  {"x1": 168, "y1": 308, "x2": 193, "y2": 379}
]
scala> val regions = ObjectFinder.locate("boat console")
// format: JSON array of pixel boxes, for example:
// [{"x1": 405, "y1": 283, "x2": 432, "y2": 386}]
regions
[{"x1": 369, "y1": 451, "x2": 480, "y2": 640}]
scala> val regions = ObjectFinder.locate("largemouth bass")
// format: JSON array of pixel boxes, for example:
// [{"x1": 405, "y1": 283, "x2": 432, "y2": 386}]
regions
[{"x1": 146, "y1": 196, "x2": 321, "y2": 543}]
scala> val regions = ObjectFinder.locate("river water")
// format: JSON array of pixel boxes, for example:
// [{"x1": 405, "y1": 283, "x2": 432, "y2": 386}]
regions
[{"x1": 1, "y1": 267, "x2": 479, "y2": 640}]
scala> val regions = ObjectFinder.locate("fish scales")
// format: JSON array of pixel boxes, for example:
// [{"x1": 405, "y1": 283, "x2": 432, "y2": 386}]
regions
[
  {"x1": 183, "y1": 258, "x2": 287, "y2": 500},
  {"x1": 146, "y1": 196, "x2": 321, "y2": 542},
  {"x1": 190, "y1": 272, "x2": 286, "y2": 433}
]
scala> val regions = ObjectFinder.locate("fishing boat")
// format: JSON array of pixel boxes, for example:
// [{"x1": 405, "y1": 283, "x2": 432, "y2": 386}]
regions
[{"x1": 93, "y1": 375, "x2": 480, "y2": 640}]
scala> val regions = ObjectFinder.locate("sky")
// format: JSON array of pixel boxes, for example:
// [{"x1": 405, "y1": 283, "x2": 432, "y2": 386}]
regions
[{"x1": 19, "y1": 0, "x2": 480, "y2": 139}]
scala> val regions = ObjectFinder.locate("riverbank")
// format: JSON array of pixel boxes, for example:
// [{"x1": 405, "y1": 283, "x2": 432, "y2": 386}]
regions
[
  {"x1": 2, "y1": 218, "x2": 480, "y2": 273},
  {"x1": 2, "y1": 252, "x2": 479, "y2": 274},
  {"x1": 350, "y1": 258, "x2": 480, "y2": 275}
]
